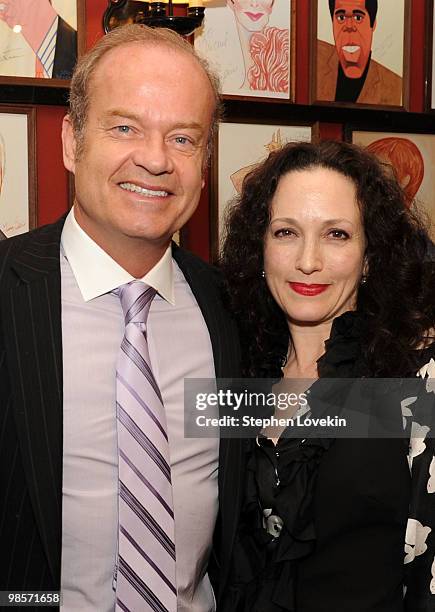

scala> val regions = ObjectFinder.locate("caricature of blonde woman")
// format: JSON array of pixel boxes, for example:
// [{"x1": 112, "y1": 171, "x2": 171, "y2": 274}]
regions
[
  {"x1": 230, "y1": 129, "x2": 283, "y2": 193},
  {"x1": 226, "y1": 0, "x2": 288, "y2": 92}
]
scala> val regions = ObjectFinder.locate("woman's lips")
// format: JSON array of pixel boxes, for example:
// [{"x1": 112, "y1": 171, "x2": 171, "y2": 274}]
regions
[
  {"x1": 289, "y1": 282, "x2": 329, "y2": 296},
  {"x1": 244, "y1": 11, "x2": 264, "y2": 20}
]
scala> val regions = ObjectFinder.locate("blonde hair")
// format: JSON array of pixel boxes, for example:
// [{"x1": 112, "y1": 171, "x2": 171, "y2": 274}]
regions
[{"x1": 69, "y1": 24, "x2": 222, "y2": 160}]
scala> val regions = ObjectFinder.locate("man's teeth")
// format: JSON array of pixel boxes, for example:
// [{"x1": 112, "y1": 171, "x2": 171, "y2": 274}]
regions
[
  {"x1": 120, "y1": 182, "x2": 168, "y2": 196},
  {"x1": 342, "y1": 45, "x2": 360, "y2": 53}
]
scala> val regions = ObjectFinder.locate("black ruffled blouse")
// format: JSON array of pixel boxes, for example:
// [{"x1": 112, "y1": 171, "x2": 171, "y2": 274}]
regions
[{"x1": 221, "y1": 312, "x2": 435, "y2": 612}]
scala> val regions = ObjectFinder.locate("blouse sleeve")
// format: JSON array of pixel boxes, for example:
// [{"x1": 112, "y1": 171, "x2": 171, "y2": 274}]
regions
[{"x1": 403, "y1": 357, "x2": 435, "y2": 610}]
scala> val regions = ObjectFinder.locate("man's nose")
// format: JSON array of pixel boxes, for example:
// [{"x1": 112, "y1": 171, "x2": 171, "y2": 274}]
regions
[
  {"x1": 343, "y1": 15, "x2": 357, "y2": 31},
  {"x1": 295, "y1": 238, "x2": 322, "y2": 274},
  {"x1": 132, "y1": 135, "x2": 174, "y2": 175}
]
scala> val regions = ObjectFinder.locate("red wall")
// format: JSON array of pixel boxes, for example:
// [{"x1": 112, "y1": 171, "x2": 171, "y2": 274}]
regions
[{"x1": 36, "y1": 0, "x2": 107, "y2": 226}]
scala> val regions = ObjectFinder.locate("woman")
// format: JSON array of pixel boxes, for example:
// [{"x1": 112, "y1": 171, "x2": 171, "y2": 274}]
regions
[{"x1": 220, "y1": 141, "x2": 435, "y2": 610}]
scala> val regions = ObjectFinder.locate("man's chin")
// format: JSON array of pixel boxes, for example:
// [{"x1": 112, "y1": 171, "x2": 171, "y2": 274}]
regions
[{"x1": 340, "y1": 61, "x2": 366, "y2": 80}]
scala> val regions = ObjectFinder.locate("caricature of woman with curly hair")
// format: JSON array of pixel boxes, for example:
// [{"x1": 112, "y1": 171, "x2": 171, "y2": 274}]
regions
[
  {"x1": 226, "y1": 0, "x2": 288, "y2": 93},
  {"x1": 366, "y1": 137, "x2": 424, "y2": 208}
]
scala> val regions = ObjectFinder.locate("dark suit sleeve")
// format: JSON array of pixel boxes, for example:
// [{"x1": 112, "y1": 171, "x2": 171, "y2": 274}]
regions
[{"x1": 52, "y1": 17, "x2": 77, "y2": 80}]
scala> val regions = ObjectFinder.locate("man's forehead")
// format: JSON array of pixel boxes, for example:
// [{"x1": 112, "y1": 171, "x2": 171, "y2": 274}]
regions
[
  {"x1": 334, "y1": 0, "x2": 367, "y2": 12},
  {"x1": 88, "y1": 42, "x2": 213, "y2": 100}
]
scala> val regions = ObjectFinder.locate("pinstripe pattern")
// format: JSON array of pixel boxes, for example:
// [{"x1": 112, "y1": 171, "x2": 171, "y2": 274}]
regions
[
  {"x1": 0, "y1": 221, "x2": 63, "y2": 595},
  {"x1": 115, "y1": 281, "x2": 176, "y2": 612}
]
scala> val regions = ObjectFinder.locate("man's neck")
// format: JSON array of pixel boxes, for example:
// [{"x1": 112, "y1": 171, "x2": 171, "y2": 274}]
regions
[
  {"x1": 334, "y1": 52, "x2": 371, "y2": 103},
  {"x1": 73, "y1": 210, "x2": 170, "y2": 278}
]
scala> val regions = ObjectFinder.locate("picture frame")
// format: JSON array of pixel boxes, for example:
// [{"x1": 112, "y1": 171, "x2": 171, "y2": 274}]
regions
[
  {"x1": 0, "y1": 0, "x2": 86, "y2": 88},
  {"x1": 194, "y1": 0, "x2": 295, "y2": 101},
  {"x1": 211, "y1": 120, "x2": 318, "y2": 260},
  {"x1": 346, "y1": 126, "x2": 435, "y2": 239},
  {"x1": 310, "y1": 0, "x2": 410, "y2": 109},
  {"x1": 426, "y1": 0, "x2": 435, "y2": 111},
  {"x1": 0, "y1": 105, "x2": 37, "y2": 240}
]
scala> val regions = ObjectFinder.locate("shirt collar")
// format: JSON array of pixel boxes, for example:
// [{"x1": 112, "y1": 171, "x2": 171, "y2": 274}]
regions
[{"x1": 60, "y1": 208, "x2": 175, "y2": 304}]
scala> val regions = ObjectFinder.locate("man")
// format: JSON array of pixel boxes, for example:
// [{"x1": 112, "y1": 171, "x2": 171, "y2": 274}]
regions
[
  {"x1": 0, "y1": 0, "x2": 76, "y2": 79},
  {"x1": 317, "y1": 0, "x2": 402, "y2": 105},
  {"x1": 0, "y1": 25, "x2": 242, "y2": 611}
]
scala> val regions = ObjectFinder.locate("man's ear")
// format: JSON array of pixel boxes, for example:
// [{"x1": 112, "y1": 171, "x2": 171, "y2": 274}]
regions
[{"x1": 62, "y1": 114, "x2": 77, "y2": 174}]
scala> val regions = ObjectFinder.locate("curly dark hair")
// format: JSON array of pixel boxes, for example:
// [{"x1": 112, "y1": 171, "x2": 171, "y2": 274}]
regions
[{"x1": 220, "y1": 140, "x2": 435, "y2": 377}]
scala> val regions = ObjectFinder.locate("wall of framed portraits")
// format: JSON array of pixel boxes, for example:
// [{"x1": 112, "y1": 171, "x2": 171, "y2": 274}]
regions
[
  {"x1": 188, "y1": 0, "x2": 435, "y2": 262},
  {"x1": 0, "y1": 0, "x2": 107, "y2": 238},
  {"x1": 0, "y1": 0, "x2": 433, "y2": 258}
]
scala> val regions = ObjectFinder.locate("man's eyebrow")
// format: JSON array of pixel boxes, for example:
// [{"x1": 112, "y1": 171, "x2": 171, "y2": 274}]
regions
[
  {"x1": 101, "y1": 112, "x2": 205, "y2": 133},
  {"x1": 103, "y1": 109, "x2": 141, "y2": 121},
  {"x1": 169, "y1": 122, "x2": 205, "y2": 132},
  {"x1": 334, "y1": 9, "x2": 366, "y2": 15}
]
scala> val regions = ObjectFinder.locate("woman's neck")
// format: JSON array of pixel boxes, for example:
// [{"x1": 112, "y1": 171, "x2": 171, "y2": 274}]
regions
[
  {"x1": 283, "y1": 321, "x2": 334, "y2": 379},
  {"x1": 234, "y1": 22, "x2": 254, "y2": 88}
]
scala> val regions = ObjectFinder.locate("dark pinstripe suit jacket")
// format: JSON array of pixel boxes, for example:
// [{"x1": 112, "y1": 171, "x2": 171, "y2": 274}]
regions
[{"x1": 0, "y1": 217, "x2": 243, "y2": 604}]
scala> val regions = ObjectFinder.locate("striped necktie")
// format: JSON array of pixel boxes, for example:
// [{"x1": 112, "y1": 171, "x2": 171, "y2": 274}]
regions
[{"x1": 115, "y1": 281, "x2": 177, "y2": 612}]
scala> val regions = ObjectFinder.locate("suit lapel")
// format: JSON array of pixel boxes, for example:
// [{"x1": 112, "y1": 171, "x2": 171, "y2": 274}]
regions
[
  {"x1": 2, "y1": 219, "x2": 65, "y2": 585},
  {"x1": 172, "y1": 245, "x2": 240, "y2": 379},
  {"x1": 172, "y1": 245, "x2": 244, "y2": 592}
]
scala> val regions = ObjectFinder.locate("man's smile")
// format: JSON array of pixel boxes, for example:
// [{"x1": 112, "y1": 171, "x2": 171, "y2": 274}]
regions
[
  {"x1": 119, "y1": 182, "x2": 169, "y2": 197},
  {"x1": 342, "y1": 45, "x2": 360, "y2": 53}
]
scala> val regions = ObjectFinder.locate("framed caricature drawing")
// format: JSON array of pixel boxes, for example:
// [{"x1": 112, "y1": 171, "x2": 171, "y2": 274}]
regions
[
  {"x1": 211, "y1": 121, "x2": 314, "y2": 259},
  {"x1": 0, "y1": 106, "x2": 36, "y2": 240},
  {"x1": 311, "y1": 0, "x2": 410, "y2": 108},
  {"x1": 194, "y1": 0, "x2": 293, "y2": 100},
  {"x1": 349, "y1": 128, "x2": 435, "y2": 239},
  {"x1": 0, "y1": 0, "x2": 85, "y2": 87}
]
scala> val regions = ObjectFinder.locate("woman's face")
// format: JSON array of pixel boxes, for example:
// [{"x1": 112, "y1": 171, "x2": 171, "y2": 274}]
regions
[
  {"x1": 227, "y1": 0, "x2": 274, "y2": 32},
  {"x1": 263, "y1": 167, "x2": 366, "y2": 328}
]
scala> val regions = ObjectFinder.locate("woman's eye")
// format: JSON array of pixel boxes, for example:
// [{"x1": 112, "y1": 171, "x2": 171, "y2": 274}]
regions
[
  {"x1": 274, "y1": 228, "x2": 295, "y2": 238},
  {"x1": 329, "y1": 229, "x2": 350, "y2": 240}
]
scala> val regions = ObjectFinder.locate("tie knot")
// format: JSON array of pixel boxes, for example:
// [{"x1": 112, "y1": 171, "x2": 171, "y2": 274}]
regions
[{"x1": 118, "y1": 281, "x2": 157, "y2": 326}]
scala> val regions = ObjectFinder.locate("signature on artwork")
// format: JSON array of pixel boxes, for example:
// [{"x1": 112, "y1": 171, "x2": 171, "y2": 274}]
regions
[
  {"x1": 1, "y1": 220, "x2": 26, "y2": 233},
  {"x1": 0, "y1": 47, "x2": 25, "y2": 64}
]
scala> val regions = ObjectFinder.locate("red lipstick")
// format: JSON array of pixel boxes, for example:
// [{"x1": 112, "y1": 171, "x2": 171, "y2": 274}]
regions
[
  {"x1": 245, "y1": 11, "x2": 264, "y2": 20},
  {"x1": 289, "y1": 282, "x2": 329, "y2": 296}
]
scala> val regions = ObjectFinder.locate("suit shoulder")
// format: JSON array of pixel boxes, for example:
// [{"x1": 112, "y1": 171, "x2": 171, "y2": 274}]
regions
[
  {"x1": 0, "y1": 219, "x2": 64, "y2": 255},
  {"x1": 172, "y1": 245, "x2": 220, "y2": 278}
]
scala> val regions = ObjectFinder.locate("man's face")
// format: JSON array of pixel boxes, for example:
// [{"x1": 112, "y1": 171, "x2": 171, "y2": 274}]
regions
[
  {"x1": 332, "y1": 0, "x2": 376, "y2": 79},
  {"x1": 62, "y1": 43, "x2": 214, "y2": 255},
  {"x1": 227, "y1": 0, "x2": 274, "y2": 33}
]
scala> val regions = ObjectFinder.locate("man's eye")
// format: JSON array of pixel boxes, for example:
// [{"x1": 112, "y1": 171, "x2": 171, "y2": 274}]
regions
[
  {"x1": 116, "y1": 125, "x2": 131, "y2": 134},
  {"x1": 354, "y1": 14, "x2": 364, "y2": 22},
  {"x1": 174, "y1": 136, "x2": 190, "y2": 145},
  {"x1": 336, "y1": 14, "x2": 345, "y2": 22}
]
